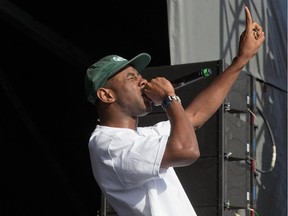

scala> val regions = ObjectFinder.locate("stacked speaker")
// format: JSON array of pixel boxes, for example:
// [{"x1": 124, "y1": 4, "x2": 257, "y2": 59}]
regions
[
  {"x1": 101, "y1": 60, "x2": 256, "y2": 216},
  {"x1": 222, "y1": 70, "x2": 256, "y2": 216}
]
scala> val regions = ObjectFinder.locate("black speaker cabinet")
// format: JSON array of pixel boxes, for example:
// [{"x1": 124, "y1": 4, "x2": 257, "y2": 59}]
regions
[
  {"x1": 140, "y1": 60, "x2": 256, "y2": 216},
  {"x1": 101, "y1": 60, "x2": 256, "y2": 216}
]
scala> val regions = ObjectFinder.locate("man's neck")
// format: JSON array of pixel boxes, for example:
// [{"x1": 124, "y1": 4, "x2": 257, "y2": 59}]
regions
[{"x1": 99, "y1": 116, "x2": 138, "y2": 130}]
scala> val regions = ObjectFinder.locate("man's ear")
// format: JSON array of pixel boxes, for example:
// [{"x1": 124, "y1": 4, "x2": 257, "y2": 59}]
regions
[{"x1": 96, "y1": 87, "x2": 116, "y2": 103}]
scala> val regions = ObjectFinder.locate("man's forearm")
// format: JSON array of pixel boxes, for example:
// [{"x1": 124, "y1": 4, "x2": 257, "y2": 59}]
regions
[
  {"x1": 185, "y1": 6, "x2": 265, "y2": 129},
  {"x1": 185, "y1": 57, "x2": 246, "y2": 129}
]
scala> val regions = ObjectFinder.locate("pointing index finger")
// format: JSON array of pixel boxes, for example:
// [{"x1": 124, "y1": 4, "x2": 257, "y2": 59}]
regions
[{"x1": 245, "y1": 6, "x2": 253, "y2": 28}]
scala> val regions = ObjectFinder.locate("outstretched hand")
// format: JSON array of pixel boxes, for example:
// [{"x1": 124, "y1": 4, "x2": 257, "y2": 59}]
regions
[{"x1": 236, "y1": 6, "x2": 265, "y2": 65}]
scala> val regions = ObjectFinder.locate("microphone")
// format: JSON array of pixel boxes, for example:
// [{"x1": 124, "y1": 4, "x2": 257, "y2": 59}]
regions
[{"x1": 172, "y1": 68, "x2": 212, "y2": 89}]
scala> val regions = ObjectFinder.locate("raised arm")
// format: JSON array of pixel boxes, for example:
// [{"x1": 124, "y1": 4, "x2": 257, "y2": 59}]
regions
[{"x1": 185, "y1": 6, "x2": 265, "y2": 129}]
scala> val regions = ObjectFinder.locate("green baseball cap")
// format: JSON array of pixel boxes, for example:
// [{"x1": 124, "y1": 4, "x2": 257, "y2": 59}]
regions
[{"x1": 85, "y1": 53, "x2": 151, "y2": 104}]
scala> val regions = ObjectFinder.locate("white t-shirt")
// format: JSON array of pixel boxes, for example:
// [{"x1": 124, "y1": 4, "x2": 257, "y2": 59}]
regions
[{"x1": 88, "y1": 120, "x2": 197, "y2": 216}]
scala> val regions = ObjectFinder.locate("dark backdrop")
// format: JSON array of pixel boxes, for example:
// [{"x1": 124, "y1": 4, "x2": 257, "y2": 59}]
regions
[{"x1": 0, "y1": 1, "x2": 170, "y2": 215}]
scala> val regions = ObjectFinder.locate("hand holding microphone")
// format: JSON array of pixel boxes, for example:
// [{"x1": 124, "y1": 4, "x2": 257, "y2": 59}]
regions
[
  {"x1": 143, "y1": 67, "x2": 212, "y2": 106},
  {"x1": 144, "y1": 77, "x2": 175, "y2": 106}
]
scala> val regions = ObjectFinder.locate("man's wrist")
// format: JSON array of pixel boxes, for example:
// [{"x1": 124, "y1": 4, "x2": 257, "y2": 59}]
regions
[
  {"x1": 232, "y1": 56, "x2": 248, "y2": 68},
  {"x1": 162, "y1": 95, "x2": 181, "y2": 110}
]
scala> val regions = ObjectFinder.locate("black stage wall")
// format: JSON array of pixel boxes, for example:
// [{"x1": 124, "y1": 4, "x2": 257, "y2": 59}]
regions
[{"x1": 0, "y1": 1, "x2": 170, "y2": 215}]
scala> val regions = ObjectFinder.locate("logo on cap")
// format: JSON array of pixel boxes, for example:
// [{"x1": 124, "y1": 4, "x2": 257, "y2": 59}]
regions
[{"x1": 113, "y1": 56, "x2": 127, "y2": 62}]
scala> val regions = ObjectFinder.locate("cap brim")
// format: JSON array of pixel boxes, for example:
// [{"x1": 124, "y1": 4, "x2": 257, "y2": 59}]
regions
[{"x1": 127, "y1": 53, "x2": 151, "y2": 73}]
